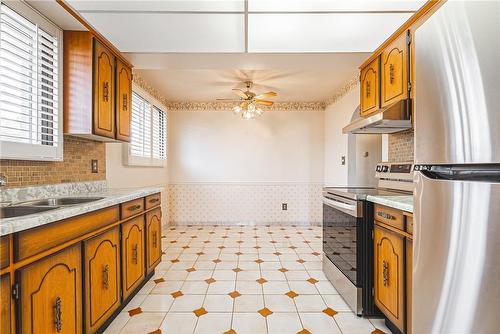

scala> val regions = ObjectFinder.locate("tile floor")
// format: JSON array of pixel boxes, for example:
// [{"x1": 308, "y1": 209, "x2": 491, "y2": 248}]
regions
[{"x1": 105, "y1": 224, "x2": 392, "y2": 334}]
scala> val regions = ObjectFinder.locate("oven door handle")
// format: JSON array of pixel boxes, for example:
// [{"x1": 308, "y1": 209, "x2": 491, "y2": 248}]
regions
[{"x1": 323, "y1": 197, "x2": 358, "y2": 217}]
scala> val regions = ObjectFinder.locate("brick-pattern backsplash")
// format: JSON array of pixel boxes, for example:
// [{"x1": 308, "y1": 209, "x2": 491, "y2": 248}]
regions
[
  {"x1": 388, "y1": 129, "x2": 414, "y2": 162},
  {"x1": 0, "y1": 135, "x2": 106, "y2": 188}
]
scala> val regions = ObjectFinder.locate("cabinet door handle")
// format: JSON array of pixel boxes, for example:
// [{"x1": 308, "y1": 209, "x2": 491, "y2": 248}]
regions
[
  {"x1": 377, "y1": 212, "x2": 396, "y2": 220},
  {"x1": 123, "y1": 94, "x2": 127, "y2": 111},
  {"x1": 127, "y1": 204, "x2": 141, "y2": 211},
  {"x1": 365, "y1": 81, "x2": 371, "y2": 98},
  {"x1": 389, "y1": 64, "x2": 395, "y2": 84},
  {"x1": 103, "y1": 264, "x2": 110, "y2": 289},
  {"x1": 54, "y1": 296, "x2": 62, "y2": 332},
  {"x1": 132, "y1": 244, "x2": 138, "y2": 264},
  {"x1": 152, "y1": 231, "x2": 157, "y2": 248},
  {"x1": 149, "y1": 198, "x2": 159, "y2": 204},
  {"x1": 382, "y1": 260, "x2": 389, "y2": 286},
  {"x1": 103, "y1": 82, "x2": 109, "y2": 102}
]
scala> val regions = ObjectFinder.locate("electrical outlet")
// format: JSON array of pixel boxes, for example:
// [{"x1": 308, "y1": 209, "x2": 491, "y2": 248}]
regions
[
  {"x1": 341, "y1": 156, "x2": 346, "y2": 165},
  {"x1": 282, "y1": 203, "x2": 288, "y2": 211},
  {"x1": 91, "y1": 160, "x2": 98, "y2": 173}
]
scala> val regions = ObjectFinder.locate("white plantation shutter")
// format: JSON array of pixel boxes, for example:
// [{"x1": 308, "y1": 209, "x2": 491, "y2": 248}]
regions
[
  {"x1": 0, "y1": 2, "x2": 62, "y2": 160},
  {"x1": 128, "y1": 91, "x2": 166, "y2": 166}
]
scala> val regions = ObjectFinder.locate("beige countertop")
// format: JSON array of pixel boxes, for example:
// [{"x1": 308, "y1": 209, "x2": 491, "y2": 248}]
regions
[{"x1": 366, "y1": 195, "x2": 413, "y2": 213}]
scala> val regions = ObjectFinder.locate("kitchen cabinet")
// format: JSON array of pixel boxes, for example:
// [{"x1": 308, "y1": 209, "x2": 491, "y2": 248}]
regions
[
  {"x1": 18, "y1": 244, "x2": 82, "y2": 334},
  {"x1": 406, "y1": 237, "x2": 413, "y2": 334},
  {"x1": 146, "y1": 208, "x2": 162, "y2": 274},
  {"x1": 381, "y1": 31, "x2": 410, "y2": 108},
  {"x1": 121, "y1": 216, "x2": 145, "y2": 300},
  {"x1": 0, "y1": 236, "x2": 9, "y2": 269},
  {"x1": 1, "y1": 274, "x2": 11, "y2": 334},
  {"x1": 84, "y1": 227, "x2": 121, "y2": 334},
  {"x1": 116, "y1": 59, "x2": 132, "y2": 142},
  {"x1": 63, "y1": 31, "x2": 132, "y2": 142},
  {"x1": 374, "y1": 224, "x2": 405, "y2": 332},
  {"x1": 360, "y1": 57, "x2": 380, "y2": 116}
]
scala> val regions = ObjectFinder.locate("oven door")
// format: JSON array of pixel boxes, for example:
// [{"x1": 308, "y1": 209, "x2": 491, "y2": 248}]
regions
[{"x1": 322, "y1": 194, "x2": 360, "y2": 286}]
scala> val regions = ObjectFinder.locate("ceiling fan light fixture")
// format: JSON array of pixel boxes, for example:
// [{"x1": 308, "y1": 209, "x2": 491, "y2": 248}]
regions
[{"x1": 233, "y1": 105, "x2": 242, "y2": 114}]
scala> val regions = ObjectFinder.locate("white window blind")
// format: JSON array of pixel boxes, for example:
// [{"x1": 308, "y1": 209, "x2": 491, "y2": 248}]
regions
[
  {"x1": 0, "y1": 2, "x2": 62, "y2": 160},
  {"x1": 128, "y1": 91, "x2": 166, "y2": 166}
]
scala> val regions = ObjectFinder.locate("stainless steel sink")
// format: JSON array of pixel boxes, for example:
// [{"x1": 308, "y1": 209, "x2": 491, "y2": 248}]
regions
[
  {"x1": 0, "y1": 206, "x2": 59, "y2": 219},
  {"x1": 18, "y1": 197, "x2": 104, "y2": 207}
]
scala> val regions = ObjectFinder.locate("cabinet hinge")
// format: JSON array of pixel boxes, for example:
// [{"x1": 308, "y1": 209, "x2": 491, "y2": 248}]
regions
[
  {"x1": 407, "y1": 81, "x2": 412, "y2": 92},
  {"x1": 12, "y1": 282, "x2": 19, "y2": 300},
  {"x1": 372, "y1": 287, "x2": 375, "y2": 296},
  {"x1": 119, "y1": 230, "x2": 122, "y2": 241},
  {"x1": 406, "y1": 30, "x2": 412, "y2": 45}
]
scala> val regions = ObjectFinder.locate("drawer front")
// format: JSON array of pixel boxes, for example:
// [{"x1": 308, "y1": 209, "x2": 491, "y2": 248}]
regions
[
  {"x1": 145, "y1": 193, "x2": 161, "y2": 210},
  {"x1": 374, "y1": 204, "x2": 404, "y2": 231},
  {"x1": 0, "y1": 236, "x2": 9, "y2": 269},
  {"x1": 121, "y1": 198, "x2": 144, "y2": 219},
  {"x1": 406, "y1": 214, "x2": 413, "y2": 235},
  {"x1": 15, "y1": 206, "x2": 119, "y2": 261}
]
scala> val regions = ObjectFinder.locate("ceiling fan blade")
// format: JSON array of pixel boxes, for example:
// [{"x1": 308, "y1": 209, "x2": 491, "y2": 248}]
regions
[
  {"x1": 255, "y1": 99, "x2": 274, "y2": 106},
  {"x1": 254, "y1": 91, "x2": 277, "y2": 100},
  {"x1": 216, "y1": 98, "x2": 241, "y2": 101},
  {"x1": 232, "y1": 89, "x2": 249, "y2": 99}
]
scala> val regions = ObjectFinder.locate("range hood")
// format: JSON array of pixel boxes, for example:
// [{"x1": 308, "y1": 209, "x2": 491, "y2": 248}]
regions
[{"x1": 343, "y1": 99, "x2": 412, "y2": 134}]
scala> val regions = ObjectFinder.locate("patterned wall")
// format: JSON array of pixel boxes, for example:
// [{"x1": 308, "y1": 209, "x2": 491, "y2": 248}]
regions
[
  {"x1": 388, "y1": 129, "x2": 414, "y2": 162},
  {"x1": 167, "y1": 183, "x2": 323, "y2": 225},
  {"x1": 0, "y1": 135, "x2": 106, "y2": 188}
]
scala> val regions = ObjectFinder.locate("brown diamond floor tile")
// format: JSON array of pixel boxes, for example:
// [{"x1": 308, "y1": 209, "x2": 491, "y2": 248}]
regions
[
  {"x1": 303, "y1": 241, "x2": 311, "y2": 244},
  {"x1": 322, "y1": 307, "x2": 338, "y2": 317},
  {"x1": 149, "y1": 330, "x2": 162, "y2": 334},
  {"x1": 182, "y1": 246, "x2": 190, "y2": 249},
  {"x1": 254, "y1": 246, "x2": 261, "y2": 249},
  {"x1": 186, "y1": 267, "x2": 196, "y2": 272},
  {"x1": 223, "y1": 330, "x2": 237, "y2": 334},
  {"x1": 254, "y1": 259, "x2": 264, "y2": 264},
  {"x1": 197, "y1": 252, "x2": 205, "y2": 256},
  {"x1": 311, "y1": 252, "x2": 321, "y2": 256},
  {"x1": 297, "y1": 329, "x2": 312, "y2": 334},
  {"x1": 232, "y1": 267, "x2": 243, "y2": 273},
  {"x1": 274, "y1": 252, "x2": 282, "y2": 256},
  {"x1": 128, "y1": 307, "x2": 142, "y2": 316},
  {"x1": 289, "y1": 246, "x2": 297, "y2": 249},
  {"x1": 218, "y1": 246, "x2": 226, "y2": 249},
  {"x1": 171, "y1": 291, "x2": 184, "y2": 298},
  {"x1": 235, "y1": 252, "x2": 243, "y2": 256},
  {"x1": 306, "y1": 278, "x2": 319, "y2": 284},
  {"x1": 213, "y1": 259, "x2": 222, "y2": 263},
  {"x1": 205, "y1": 278, "x2": 216, "y2": 284},
  {"x1": 258, "y1": 307, "x2": 273, "y2": 317},
  {"x1": 297, "y1": 259, "x2": 306, "y2": 264},
  {"x1": 170, "y1": 241, "x2": 177, "y2": 244},
  {"x1": 193, "y1": 307, "x2": 208, "y2": 317},
  {"x1": 278, "y1": 268, "x2": 289, "y2": 273},
  {"x1": 256, "y1": 278, "x2": 268, "y2": 284},
  {"x1": 153, "y1": 278, "x2": 165, "y2": 284},
  {"x1": 270, "y1": 241, "x2": 277, "y2": 244},
  {"x1": 228, "y1": 291, "x2": 242, "y2": 298},
  {"x1": 372, "y1": 329, "x2": 387, "y2": 334},
  {"x1": 285, "y1": 291, "x2": 299, "y2": 299},
  {"x1": 171, "y1": 259, "x2": 180, "y2": 263}
]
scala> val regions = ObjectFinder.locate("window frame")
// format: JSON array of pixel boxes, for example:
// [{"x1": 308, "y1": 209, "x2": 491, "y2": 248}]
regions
[
  {"x1": 0, "y1": 1, "x2": 64, "y2": 161},
  {"x1": 123, "y1": 83, "x2": 167, "y2": 167}
]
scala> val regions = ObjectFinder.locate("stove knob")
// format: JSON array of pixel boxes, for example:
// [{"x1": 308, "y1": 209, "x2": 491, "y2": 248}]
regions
[
  {"x1": 376, "y1": 166, "x2": 381, "y2": 172},
  {"x1": 382, "y1": 165, "x2": 389, "y2": 172}
]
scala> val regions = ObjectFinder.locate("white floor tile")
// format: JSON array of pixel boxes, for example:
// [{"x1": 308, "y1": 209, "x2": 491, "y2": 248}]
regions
[
  {"x1": 140, "y1": 294, "x2": 174, "y2": 312},
  {"x1": 236, "y1": 280, "x2": 263, "y2": 294},
  {"x1": 266, "y1": 312, "x2": 303, "y2": 334},
  {"x1": 181, "y1": 280, "x2": 210, "y2": 294},
  {"x1": 264, "y1": 295, "x2": 297, "y2": 313},
  {"x1": 194, "y1": 313, "x2": 233, "y2": 334},
  {"x1": 263, "y1": 281, "x2": 290, "y2": 295},
  {"x1": 299, "y1": 312, "x2": 342, "y2": 334},
  {"x1": 234, "y1": 294, "x2": 265, "y2": 313},
  {"x1": 288, "y1": 281, "x2": 319, "y2": 294},
  {"x1": 206, "y1": 280, "x2": 236, "y2": 294},
  {"x1": 232, "y1": 313, "x2": 268, "y2": 334},
  {"x1": 119, "y1": 312, "x2": 165, "y2": 334},
  {"x1": 169, "y1": 295, "x2": 205, "y2": 312},
  {"x1": 335, "y1": 312, "x2": 377, "y2": 334},
  {"x1": 294, "y1": 295, "x2": 327, "y2": 312},
  {"x1": 322, "y1": 294, "x2": 352, "y2": 312}
]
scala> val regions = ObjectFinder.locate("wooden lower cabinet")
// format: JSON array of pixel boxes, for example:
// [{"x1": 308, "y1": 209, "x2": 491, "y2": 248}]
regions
[
  {"x1": 18, "y1": 244, "x2": 82, "y2": 334},
  {"x1": 1, "y1": 274, "x2": 11, "y2": 334},
  {"x1": 374, "y1": 224, "x2": 405, "y2": 332},
  {"x1": 146, "y1": 208, "x2": 162, "y2": 274},
  {"x1": 84, "y1": 227, "x2": 121, "y2": 334},
  {"x1": 406, "y1": 238, "x2": 413, "y2": 334},
  {"x1": 122, "y1": 216, "x2": 145, "y2": 300}
]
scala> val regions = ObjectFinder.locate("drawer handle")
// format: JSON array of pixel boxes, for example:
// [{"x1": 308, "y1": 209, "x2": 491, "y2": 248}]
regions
[
  {"x1": 103, "y1": 264, "x2": 110, "y2": 290},
  {"x1": 103, "y1": 82, "x2": 109, "y2": 102},
  {"x1": 365, "y1": 81, "x2": 371, "y2": 98},
  {"x1": 149, "y1": 198, "x2": 159, "y2": 204},
  {"x1": 152, "y1": 231, "x2": 157, "y2": 248},
  {"x1": 377, "y1": 212, "x2": 396, "y2": 220},
  {"x1": 389, "y1": 63, "x2": 395, "y2": 84},
  {"x1": 127, "y1": 204, "x2": 141, "y2": 211},
  {"x1": 123, "y1": 93, "x2": 128, "y2": 111},
  {"x1": 132, "y1": 244, "x2": 138, "y2": 264},
  {"x1": 54, "y1": 296, "x2": 62, "y2": 332},
  {"x1": 382, "y1": 260, "x2": 389, "y2": 286}
]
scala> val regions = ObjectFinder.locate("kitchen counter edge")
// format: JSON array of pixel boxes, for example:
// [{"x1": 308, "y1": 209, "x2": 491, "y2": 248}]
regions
[{"x1": 366, "y1": 195, "x2": 413, "y2": 213}]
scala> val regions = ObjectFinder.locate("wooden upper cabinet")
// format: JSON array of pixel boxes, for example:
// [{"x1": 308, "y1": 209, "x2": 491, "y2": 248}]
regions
[
  {"x1": 116, "y1": 60, "x2": 132, "y2": 142},
  {"x1": 146, "y1": 208, "x2": 162, "y2": 274},
  {"x1": 122, "y1": 216, "x2": 145, "y2": 300},
  {"x1": 360, "y1": 57, "x2": 380, "y2": 116},
  {"x1": 1, "y1": 274, "x2": 11, "y2": 334},
  {"x1": 64, "y1": 31, "x2": 132, "y2": 142},
  {"x1": 381, "y1": 31, "x2": 409, "y2": 108},
  {"x1": 18, "y1": 244, "x2": 82, "y2": 334},
  {"x1": 93, "y1": 40, "x2": 115, "y2": 139},
  {"x1": 374, "y1": 225, "x2": 405, "y2": 332},
  {"x1": 84, "y1": 227, "x2": 121, "y2": 334}
]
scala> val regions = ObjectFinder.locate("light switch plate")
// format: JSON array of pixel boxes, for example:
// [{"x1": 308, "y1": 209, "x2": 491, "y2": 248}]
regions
[
  {"x1": 282, "y1": 203, "x2": 288, "y2": 211},
  {"x1": 91, "y1": 160, "x2": 98, "y2": 173}
]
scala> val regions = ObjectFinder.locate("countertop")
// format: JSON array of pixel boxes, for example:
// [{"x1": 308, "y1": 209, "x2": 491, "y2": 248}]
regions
[
  {"x1": 366, "y1": 195, "x2": 413, "y2": 213},
  {"x1": 0, "y1": 186, "x2": 163, "y2": 236}
]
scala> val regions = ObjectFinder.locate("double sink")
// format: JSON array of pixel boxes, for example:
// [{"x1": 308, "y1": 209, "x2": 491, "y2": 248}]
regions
[{"x1": 0, "y1": 197, "x2": 104, "y2": 219}]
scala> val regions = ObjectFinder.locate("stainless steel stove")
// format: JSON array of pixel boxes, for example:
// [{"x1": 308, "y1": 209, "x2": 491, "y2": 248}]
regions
[{"x1": 322, "y1": 162, "x2": 414, "y2": 316}]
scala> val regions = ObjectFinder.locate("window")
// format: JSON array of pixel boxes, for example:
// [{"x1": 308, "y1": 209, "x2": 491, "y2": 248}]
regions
[
  {"x1": 125, "y1": 88, "x2": 167, "y2": 166},
  {"x1": 0, "y1": 2, "x2": 63, "y2": 160}
]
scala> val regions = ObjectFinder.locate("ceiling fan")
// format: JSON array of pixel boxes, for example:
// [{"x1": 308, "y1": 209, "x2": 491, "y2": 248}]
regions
[{"x1": 217, "y1": 81, "x2": 278, "y2": 119}]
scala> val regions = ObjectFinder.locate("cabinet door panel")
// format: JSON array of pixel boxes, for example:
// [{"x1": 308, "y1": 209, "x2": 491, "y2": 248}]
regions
[
  {"x1": 116, "y1": 60, "x2": 132, "y2": 142},
  {"x1": 406, "y1": 238, "x2": 413, "y2": 334},
  {"x1": 146, "y1": 208, "x2": 162, "y2": 273},
  {"x1": 381, "y1": 32, "x2": 408, "y2": 107},
  {"x1": 84, "y1": 227, "x2": 121, "y2": 334},
  {"x1": 374, "y1": 225, "x2": 404, "y2": 332},
  {"x1": 93, "y1": 39, "x2": 115, "y2": 139},
  {"x1": 19, "y1": 244, "x2": 82, "y2": 334},
  {"x1": 360, "y1": 57, "x2": 380, "y2": 116},
  {"x1": 122, "y1": 216, "x2": 145, "y2": 299},
  {"x1": 1, "y1": 274, "x2": 10, "y2": 334}
]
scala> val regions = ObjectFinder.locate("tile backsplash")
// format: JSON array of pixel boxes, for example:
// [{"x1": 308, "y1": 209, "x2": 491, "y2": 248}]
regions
[
  {"x1": 388, "y1": 129, "x2": 414, "y2": 162},
  {"x1": 0, "y1": 135, "x2": 106, "y2": 188}
]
